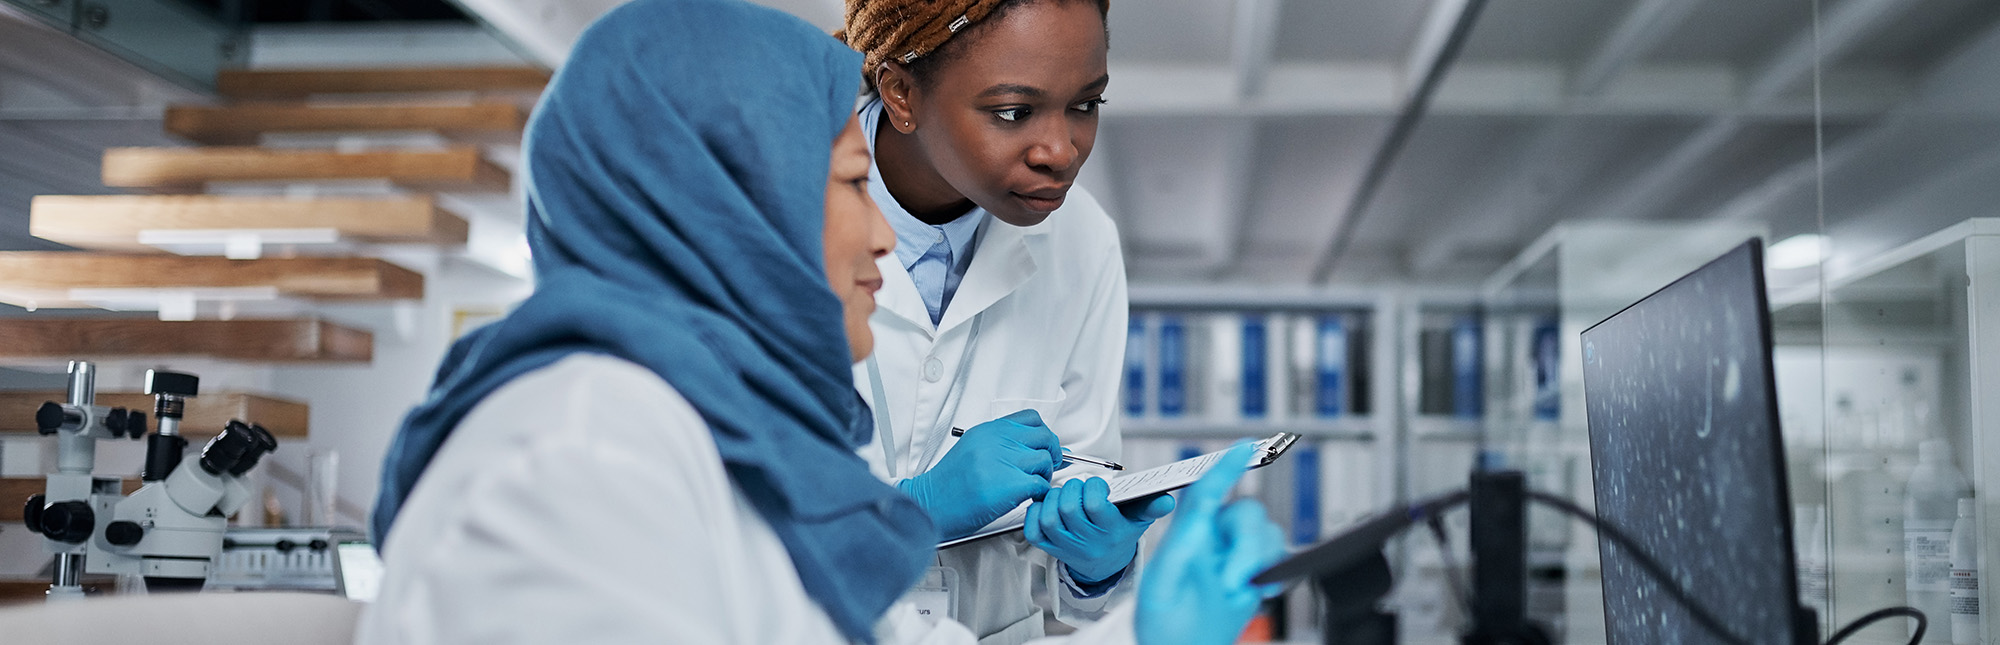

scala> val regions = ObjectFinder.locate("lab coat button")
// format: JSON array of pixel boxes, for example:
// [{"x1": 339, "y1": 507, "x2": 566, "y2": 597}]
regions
[{"x1": 923, "y1": 358, "x2": 944, "y2": 382}]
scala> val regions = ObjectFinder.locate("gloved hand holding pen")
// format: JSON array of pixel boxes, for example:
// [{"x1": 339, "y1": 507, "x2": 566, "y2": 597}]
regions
[
  {"x1": 1024, "y1": 476, "x2": 1175, "y2": 586},
  {"x1": 897, "y1": 409, "x2": 1064, "y2": 539}
]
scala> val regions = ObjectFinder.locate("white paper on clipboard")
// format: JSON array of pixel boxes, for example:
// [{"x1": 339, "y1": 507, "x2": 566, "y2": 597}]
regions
[{"x1": 937, "y1": 432, "x2": 1301, "y2": 548}]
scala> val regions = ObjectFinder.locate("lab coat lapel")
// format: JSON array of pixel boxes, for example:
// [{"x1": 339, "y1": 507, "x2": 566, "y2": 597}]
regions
[
  {"x1": 872, "y1": 254, "x2": 932, "y2": 333},
  {"x1": 938, "y1": 220, "x2": 1041, "y2": 333}
]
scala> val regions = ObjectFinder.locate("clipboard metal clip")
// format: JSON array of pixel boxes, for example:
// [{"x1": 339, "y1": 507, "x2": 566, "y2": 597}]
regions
[{"x1": 1258, "y1": 433, "x2": 1302, "y2": 467}]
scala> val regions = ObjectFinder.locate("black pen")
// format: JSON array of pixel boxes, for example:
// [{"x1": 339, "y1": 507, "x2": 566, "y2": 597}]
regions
[{"x1": 950, "y1": 427, "x2": 1125, "y2": 471}]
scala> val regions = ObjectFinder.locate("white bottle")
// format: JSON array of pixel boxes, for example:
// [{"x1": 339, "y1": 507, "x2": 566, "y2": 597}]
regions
[
  {"x1": 1908, "y1": 440, "x2": 1972, "y2": 642},
  {"x1": 1796, "y1": 505, "x2": 1830, "y2": 619},
  {"x1": 1951, "y1": 498, "x2": 1981, "y2": 645}
]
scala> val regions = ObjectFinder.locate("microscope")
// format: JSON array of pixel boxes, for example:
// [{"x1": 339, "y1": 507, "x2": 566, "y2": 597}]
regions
[{"x1": 22, "y1": 361, "x2": 278, "y2": 598}]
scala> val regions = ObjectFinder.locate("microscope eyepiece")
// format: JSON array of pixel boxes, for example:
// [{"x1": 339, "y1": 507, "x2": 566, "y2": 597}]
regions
[
  {"x1": 198, "y1": 420, "x2": 279, "y2": 477},
  {"x1": 230, "y1": 423, "x2": 278, "y2": 476}
]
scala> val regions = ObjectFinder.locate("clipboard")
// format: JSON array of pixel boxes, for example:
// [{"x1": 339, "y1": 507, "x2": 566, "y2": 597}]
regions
[{"x1": 937, "y1": 432, "x2": 1302, "y2": 548}]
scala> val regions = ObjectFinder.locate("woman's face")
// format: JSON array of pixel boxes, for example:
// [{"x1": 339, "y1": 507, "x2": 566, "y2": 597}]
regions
[
  {"x1": 824, "y1": 115, "x2": 896, "y2": 363},
  {"x1": 890, "y1": 0, "x2": 1109, "y2": 227}
]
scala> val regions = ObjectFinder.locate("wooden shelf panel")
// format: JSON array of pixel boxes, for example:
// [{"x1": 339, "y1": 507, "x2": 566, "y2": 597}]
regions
[
  {"x1": 101, "y1": 146, "x2": 510, "y2": 193},
  {"x1": 0, "y1": 253, "x2": 422, "y2": 307},
  {"x1": 216, "y1": 66, "x2": 550, "y2": 98},
  {"x1": 0, "y1": 391, "x2": 307, "y2": 439},
  {"x1": 1, "y1": 478, "x2": 141, "y2": 522},
  {"x1": 165, "y1": 102, "x2": 526, "y2": 145},
  {"x1": 0, "y1": 319, "x2": 371, "y2": 363},
  {"x1": 30, "y1": 195, "x2": 468, "y2": 251},
  {"x1": 0, "y1": 578, "x2": 116, "y2": 604}
]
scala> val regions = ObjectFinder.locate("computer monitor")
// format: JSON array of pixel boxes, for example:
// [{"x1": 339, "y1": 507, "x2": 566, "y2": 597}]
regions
[{"x1": 1581, "y1": 239, "x2": 1815, "y2": 644}]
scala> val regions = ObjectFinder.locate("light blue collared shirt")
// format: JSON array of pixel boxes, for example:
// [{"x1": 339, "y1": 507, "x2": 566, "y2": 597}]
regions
[{"x1": 860, "y1": 98, "x2": 983, "y2": 326}]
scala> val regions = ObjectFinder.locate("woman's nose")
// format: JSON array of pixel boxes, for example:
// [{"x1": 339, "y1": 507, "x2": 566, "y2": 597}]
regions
[{"x1": 1025, "y1": 123, "x2": 1078, "y2": 174}]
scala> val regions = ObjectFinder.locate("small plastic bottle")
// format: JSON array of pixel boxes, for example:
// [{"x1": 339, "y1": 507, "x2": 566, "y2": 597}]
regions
[
  {"x1": 1950, "y1": 498, "x2": 1981, "y2": 645},
  {"x1": 1908, "y1": 440, "x2": 1972, "y2": 642},
  {"x1": 1796, "y1": 505, "x2": 1829, "y2": 619}
]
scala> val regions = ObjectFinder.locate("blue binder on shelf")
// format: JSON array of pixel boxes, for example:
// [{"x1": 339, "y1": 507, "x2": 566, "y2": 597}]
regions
[
  {"x1": 1451, "y1": 315, "x2": 1483, "y2": 418},
  {"x1": 1291, "y1": 443, "x2": 1321, "y2": 545},
  {"x1": 1125, "y1": 317, "x2": 1147, "y2": 418},
  {"x1": 1241, "y1": 316, "x2": 1267, "y2": 419},
  {"x1": 1158, "y1": 316, "x2": 1187, "y2": 418},
  {"x1": 1315, "y1": 316, "x2": 1346, "y2": 418}
]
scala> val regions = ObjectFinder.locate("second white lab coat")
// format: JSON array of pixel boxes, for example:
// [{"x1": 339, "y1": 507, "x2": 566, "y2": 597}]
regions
[
  {"x1": 354, "y1": 354, "x2": 1137, "y2": 645},
  {"x1": 854, "y1": 185, "x2": 1133, "y2": 644}
]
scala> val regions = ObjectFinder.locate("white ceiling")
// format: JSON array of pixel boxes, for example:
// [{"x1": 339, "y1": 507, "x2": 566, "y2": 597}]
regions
[{"x1": 1, "y1": 0, "x2": 1998, "y2": 289}]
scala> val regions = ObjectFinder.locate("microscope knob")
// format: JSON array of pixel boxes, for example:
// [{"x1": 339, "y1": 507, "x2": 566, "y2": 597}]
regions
[
  {"x1": 35, "y1": 402, "x2": 64, "y2": 435},
  {"x1": 106, "y1": 408, "x2": 129, "y2": 438},
  {"x1": 22, "y1": 494, "x2": 44, "y2": 534},
  {"x1": 38, "y1": 500, "x2": 94, "y2": 544},
  {"x1": 105, "y1": 521, "x2": 144, "y2": 546},
  {"x1": 127, "y1": 411, "x2": 148, "y2": 439}
]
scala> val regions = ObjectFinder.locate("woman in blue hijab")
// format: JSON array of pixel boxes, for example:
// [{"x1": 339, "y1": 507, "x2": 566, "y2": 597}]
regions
[{"x1": 358, "y1": 0, "x2": 1282, "y2": 642}]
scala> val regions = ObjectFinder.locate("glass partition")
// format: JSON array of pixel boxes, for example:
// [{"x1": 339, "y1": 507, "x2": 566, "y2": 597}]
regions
[{"x1": 1813, "y1": 2, "x2": 2000, "y2": 640}]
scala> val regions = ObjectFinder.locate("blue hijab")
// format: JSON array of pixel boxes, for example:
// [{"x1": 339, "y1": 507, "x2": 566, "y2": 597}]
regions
[{"x1": 370, "y1": 0, "x2": 934, "y2": 639}]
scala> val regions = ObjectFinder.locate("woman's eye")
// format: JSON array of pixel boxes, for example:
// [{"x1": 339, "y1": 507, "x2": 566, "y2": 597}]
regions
[
  {"x1": 993, "y1": 107, "x2": 1028, "y2": 122},
  {"x1": 849, "y1": 178, "x2": 869, "y2": 191},
  {"x1": 1072, "y1": 99, "x2": 1106, "y2": 114}
]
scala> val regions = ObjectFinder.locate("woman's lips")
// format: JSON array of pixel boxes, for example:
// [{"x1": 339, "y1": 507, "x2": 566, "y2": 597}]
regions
[{"x1": 1012, "y1": 191, "x2": 1066, "y2": 213}]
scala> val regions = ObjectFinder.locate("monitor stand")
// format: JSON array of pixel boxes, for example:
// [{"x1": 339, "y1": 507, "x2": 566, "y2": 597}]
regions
[{"x1": 1314, "y1": 471, "x2": 1552, "y2": 645}]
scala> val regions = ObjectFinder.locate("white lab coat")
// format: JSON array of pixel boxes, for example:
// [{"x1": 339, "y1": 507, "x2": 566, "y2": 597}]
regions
[
  {"x1": 854, "y1": 184, "x2": 1132, "y2": 645},
  {"x1": 354, "y1": 354, "x2": 1136, "y2": 645}
]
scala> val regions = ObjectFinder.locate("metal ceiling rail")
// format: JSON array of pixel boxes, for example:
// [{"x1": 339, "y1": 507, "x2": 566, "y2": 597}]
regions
[{"x1": 1309, "y1": 0, "x2": 1489, "y2": 284}]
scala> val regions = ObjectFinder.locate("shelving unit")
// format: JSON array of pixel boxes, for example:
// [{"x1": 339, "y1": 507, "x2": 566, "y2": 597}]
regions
[
  {"x1": 0, "y1": 67, "x2": 546, "y2": 524},
  {"x1": 0, "y1": 253, "x2": 424, "y2": 308},
  {"x1": 213, "y1": 66, "x2": 549, "y2": 99},
  {"x1": 1765, "y1": 218, "x2": 2000, "y2": 643},
  {"x1": 1122, "y1": 287, "x2": 1401, "y2": 639},
  {"x1": 1123, "y1": 417, "x2": 1375, "y2": 441},
  {"x1": 164, "y1": 102, "x2": 527, "y2": 146},
  {"x1": 30, "y1": 194, "x2": 470, "y2": 252},
  {"x1": 0, "y1": 318, "x2": 373, "y2": 362},
  {"x1": 6, "y1": 66, "x2": 541, "y2": 358},
  {"x1": 0, "y1": 391, "x2": 308, "y2": 439},
  {"x1": 100, "y1": 146, "x2": 512, "y2": 192}
]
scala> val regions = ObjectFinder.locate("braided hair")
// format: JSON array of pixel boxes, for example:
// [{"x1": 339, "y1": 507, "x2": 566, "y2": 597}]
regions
[{"x1": 836, "y1": 0, "x2": 1108, "y2": 92}]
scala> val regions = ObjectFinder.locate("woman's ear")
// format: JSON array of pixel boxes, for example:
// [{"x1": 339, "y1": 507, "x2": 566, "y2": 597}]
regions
[{"x1": 875, "y1": 63, "x2": 919, "y2": 135}]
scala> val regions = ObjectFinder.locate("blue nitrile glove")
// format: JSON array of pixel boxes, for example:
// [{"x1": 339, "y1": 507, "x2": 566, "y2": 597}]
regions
[
  {"x1": 897, "y1": 409, "x2": 1064, "y2": 539},
  {"x1": 1136, "y1": 443, "x2": 1287, "y2": 645},
  {"x1": 1024, "y1": 475, "x2": 1175, "y2": 586}
]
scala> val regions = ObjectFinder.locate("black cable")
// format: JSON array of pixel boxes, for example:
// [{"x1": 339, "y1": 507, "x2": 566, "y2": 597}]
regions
[
  {"x1": 1822, "y1": 607, "x2": 1926, "y2": 645},
  {"x1": 1524, "y1": 491, "x2": 1754, "y2": 645},
  {"x1": 1423, "y1": 514, "x2": 1477, "y2": 616}
]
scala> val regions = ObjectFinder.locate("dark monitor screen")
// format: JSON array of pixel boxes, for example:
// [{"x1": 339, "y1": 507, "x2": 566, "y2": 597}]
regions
[{"x1": 1581, "y1": 240, "x2": 1808, "y2": 645}]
